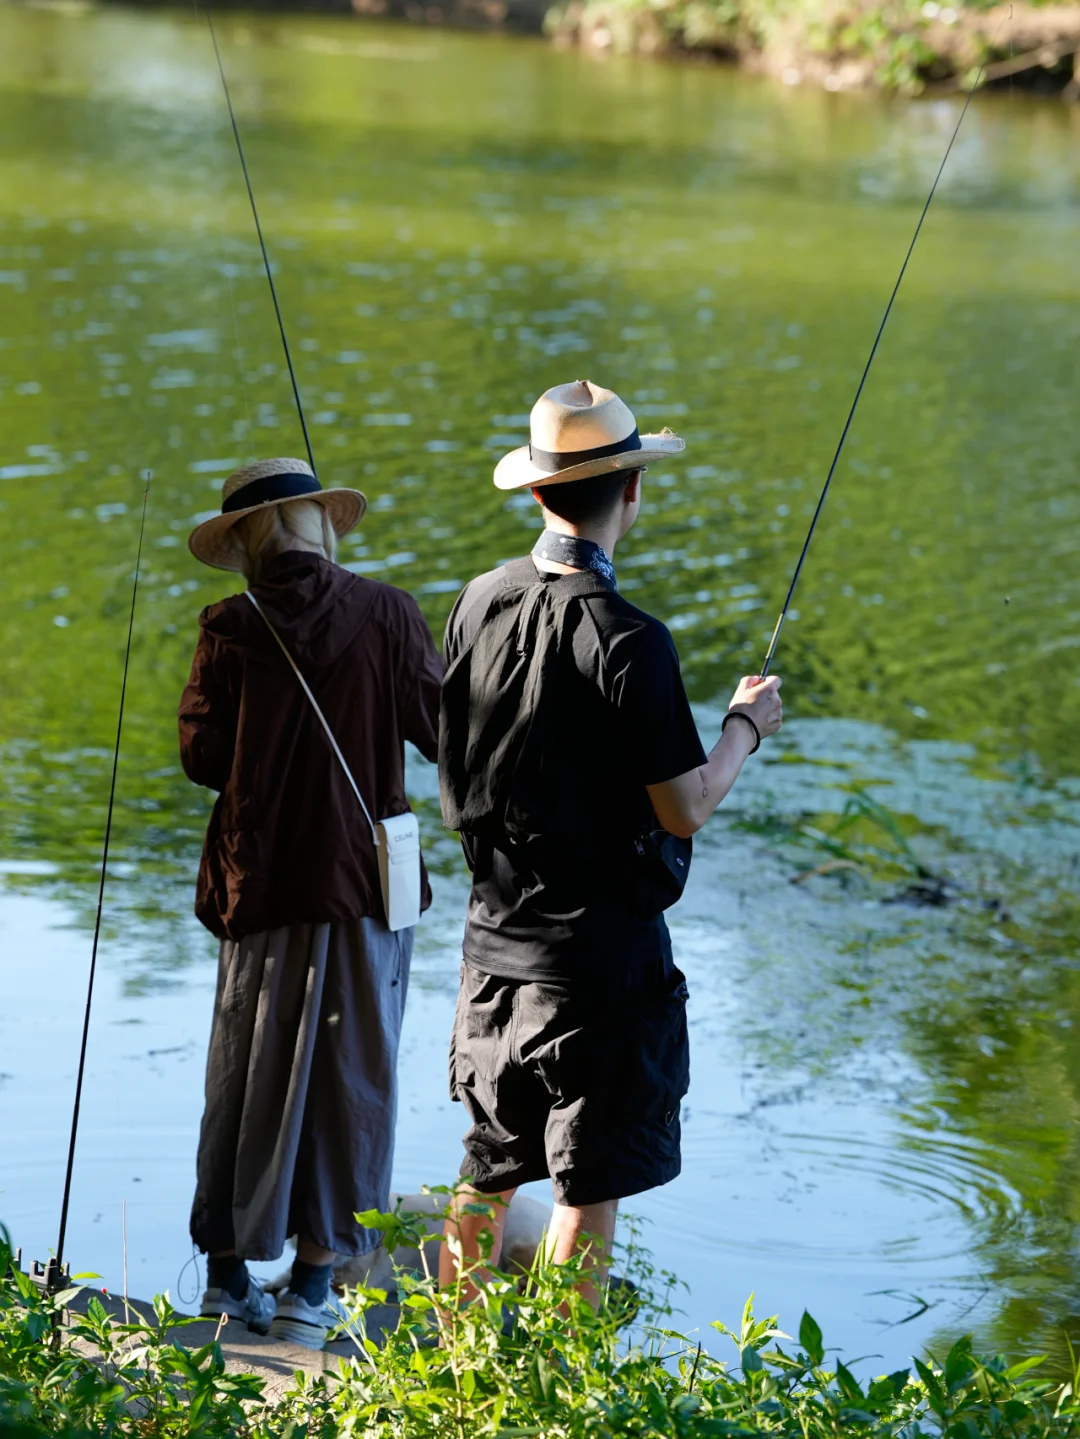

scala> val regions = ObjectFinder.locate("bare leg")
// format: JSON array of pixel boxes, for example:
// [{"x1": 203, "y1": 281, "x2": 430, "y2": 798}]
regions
[
  {"x1": 545, "y1": 1198, "x2": 619, "y2": 1310},
  {"x1": 439, "y1": 1184, "x2": 517, "y2": 1302},
  {"x1": 296, "y1": 1236, "x2": 337, "y2": 1266}
]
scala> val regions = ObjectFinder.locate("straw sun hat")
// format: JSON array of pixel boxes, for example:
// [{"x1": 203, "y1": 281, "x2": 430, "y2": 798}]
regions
[
  {"x1": 188, "y1": 458, "x2": 366, "y2": 572},
  {"x1": 494, "y1": 380, "x2": 685, "y2": 491}
]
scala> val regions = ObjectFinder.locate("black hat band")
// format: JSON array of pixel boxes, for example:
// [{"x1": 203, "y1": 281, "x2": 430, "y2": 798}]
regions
[
  {"x1": 529, "y1": 427, "x2": 641, "y2": 475},
  {"x1": 221, "y1": 472, "x2": 321, "y2": 514}
]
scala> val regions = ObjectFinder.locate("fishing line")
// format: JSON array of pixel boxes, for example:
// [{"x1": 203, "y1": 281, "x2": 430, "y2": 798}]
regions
[
  {"x1": 193, "y1": 0, "x2": 256, "y2": 459},
  {"x1": 55, "y1": 478, "x2": 151, "y2": 1274},
  {"x1": 759, "y1": 66, "x2": 991, "y2": 679},
  {"x1": 203, "y1": 7, "x2": 316, "y2": 474},
  {"x1": 176, "y1": 1242, "x2": 202, "y2": 1306}
]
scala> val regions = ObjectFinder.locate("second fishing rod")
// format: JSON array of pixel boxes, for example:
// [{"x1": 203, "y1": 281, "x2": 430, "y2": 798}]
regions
[
  {"x1": 202, "y1": 4, "x2": 316, "y2": 472},
  {"x1": 758, "y1": 69, "x2": 991, "y2": 682},
  {"x1": 26, "y1": 475, "x2": 151, "y2": 1311}
]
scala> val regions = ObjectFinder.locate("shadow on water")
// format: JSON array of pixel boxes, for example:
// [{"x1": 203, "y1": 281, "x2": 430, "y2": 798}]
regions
[{"x1": 0, "y1": 0, "x2": 1078, "y2": 1375}]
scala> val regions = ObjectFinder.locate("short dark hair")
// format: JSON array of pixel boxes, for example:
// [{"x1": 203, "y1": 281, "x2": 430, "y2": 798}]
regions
[{"x1": 532, "y1": 468, "x2": 640, "y2": 526}]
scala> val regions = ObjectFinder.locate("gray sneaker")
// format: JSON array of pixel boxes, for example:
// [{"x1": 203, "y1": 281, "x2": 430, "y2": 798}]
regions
[
  {"x1": 200, "y1": 1274, "x2": 276, "y2": 1335},
  {"x1": 269, "y1": 1288, "x2": 342, "y2": 1350}
]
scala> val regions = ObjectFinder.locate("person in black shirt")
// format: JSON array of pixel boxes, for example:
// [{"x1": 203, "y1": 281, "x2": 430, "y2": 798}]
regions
[{"x1": 438, "y1": 380, "x2": 783, "y2": 1307}]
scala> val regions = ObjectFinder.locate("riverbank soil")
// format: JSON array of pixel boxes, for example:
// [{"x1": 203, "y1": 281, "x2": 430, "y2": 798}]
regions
[{"x1": 546, "y1": 0, "x2": 1080, "y2": 94}]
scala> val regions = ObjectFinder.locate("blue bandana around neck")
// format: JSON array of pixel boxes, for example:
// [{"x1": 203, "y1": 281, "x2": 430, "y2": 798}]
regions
[{"x1": 531, "y1": 530, "x2": 617, "y2": 590}]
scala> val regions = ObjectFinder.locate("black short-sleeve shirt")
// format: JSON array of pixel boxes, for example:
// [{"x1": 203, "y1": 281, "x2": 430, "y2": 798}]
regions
[{"x1": 444, "y1": 562, "x2": 707, "y2": 983}]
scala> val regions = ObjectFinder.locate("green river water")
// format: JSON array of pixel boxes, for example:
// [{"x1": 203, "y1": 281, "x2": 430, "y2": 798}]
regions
[{"x1": 1, "y1": 0, "x2": 1079, "y2": 1372}]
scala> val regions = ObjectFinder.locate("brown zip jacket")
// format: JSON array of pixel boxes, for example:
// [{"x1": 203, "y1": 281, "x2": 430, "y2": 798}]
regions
[{"x1": 179, "y1": 550, "x2": 443, "y2": 941}]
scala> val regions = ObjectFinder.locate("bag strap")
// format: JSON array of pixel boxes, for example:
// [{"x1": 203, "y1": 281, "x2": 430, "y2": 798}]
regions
[{"x1": 245, "y1": 591, "x2": 378, "y2": 844}]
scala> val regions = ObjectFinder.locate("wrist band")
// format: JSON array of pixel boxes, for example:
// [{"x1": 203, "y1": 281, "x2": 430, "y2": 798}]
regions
[{"x1": 722, "y1": 709, "x2": 761, "y2": 754}]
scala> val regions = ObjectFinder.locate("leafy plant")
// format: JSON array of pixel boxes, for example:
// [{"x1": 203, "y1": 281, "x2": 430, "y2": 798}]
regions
[
  {"x1": 0, "y1": 1225, "x2": 264, "y2": 1437},
  {"x1": 4, "y1": 1207, "x2": 1080, "y2": 1436}
]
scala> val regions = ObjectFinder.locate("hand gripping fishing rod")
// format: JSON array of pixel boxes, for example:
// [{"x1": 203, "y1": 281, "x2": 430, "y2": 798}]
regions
[
  {"x1": 203, "y1": 6, "x2": 316, "y2": 473},
  {"x1": 37, "y1": 479, "x2": 151, "y2": 1298},
  {"x1": 758, "y1": 73, "x2": 989, "y2": 680}
]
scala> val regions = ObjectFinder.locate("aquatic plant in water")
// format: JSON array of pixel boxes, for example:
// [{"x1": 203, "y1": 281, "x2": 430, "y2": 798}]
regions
[
  {"x1": 737, "y1": 779, "x2": 953, "y2": 901},
  {"x1": 4, "y1": 1209, "x2": 1080, "y2": 1437}
]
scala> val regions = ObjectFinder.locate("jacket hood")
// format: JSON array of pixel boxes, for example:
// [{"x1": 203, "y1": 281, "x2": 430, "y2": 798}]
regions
[{"x1": 201, "y1": 552, "x2": 375, "y2": 670}]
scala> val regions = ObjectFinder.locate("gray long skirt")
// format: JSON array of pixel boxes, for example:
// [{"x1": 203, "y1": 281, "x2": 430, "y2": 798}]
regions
[{"x1": 190, "y1": 916, "x2": 412, "y2": 1261}]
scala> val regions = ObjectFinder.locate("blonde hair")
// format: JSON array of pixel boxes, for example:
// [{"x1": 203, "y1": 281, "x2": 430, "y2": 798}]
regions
[{"x1": 233, "y1": 499, "x2": 337, "y2": 583}]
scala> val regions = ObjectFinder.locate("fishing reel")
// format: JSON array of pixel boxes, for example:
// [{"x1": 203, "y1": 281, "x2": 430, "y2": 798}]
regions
[
  {"x1": 10, "y1": 1248, "x2": 71, "y2": 1297},
  {"x1": 7, "y1": 1250, "x2": 72, "y2": 1348}
]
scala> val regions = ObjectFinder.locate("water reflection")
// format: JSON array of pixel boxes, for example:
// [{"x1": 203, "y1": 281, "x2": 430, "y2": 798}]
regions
[{"x1": 0, "y1": 1, "x2": 1078, "y2": 1372}]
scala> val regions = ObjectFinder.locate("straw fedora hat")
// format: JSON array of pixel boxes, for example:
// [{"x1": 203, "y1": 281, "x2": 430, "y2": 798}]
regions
[
  {"x1": 188, "y1": 458, "x2": 367, "y2": 572},
  {"x1": 494, "y1": 380, "x2": 685, "y2": 491}
]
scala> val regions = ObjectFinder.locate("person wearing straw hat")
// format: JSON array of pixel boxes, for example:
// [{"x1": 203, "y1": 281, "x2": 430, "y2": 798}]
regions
[
  {"x1": 437, "y1": 381, "x2": 783, "y2": 1306},
  {"x1": 180, "y1": 458, "x2": 443, "y2": 1348}
]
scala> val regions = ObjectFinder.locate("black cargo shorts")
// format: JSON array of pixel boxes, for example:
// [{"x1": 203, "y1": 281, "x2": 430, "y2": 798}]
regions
[{"x1": 448, "y1": 947, "x2": 690, "y2": 1207}]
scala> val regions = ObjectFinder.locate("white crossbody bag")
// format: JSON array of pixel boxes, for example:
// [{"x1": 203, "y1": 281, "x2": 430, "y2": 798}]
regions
[{"x1": 246, "y1": 591, "x2": 421, "y2": 933}]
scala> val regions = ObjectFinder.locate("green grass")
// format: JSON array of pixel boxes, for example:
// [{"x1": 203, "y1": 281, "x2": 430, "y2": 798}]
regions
[{"x1": 5, "y1": 1204, "x2": 1080, "y2": 1437}]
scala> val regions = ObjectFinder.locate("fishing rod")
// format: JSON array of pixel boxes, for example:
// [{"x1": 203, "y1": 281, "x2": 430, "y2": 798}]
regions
[
  {"x1": 49, "y1": 479, "x2": 151, "y2": 1285},
  {"x1": 759, "y1": 71, "x2": 990, "y2": 680},
  {"x1": 203, "y1": 6, "x2": 316, "y2": 473}
]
